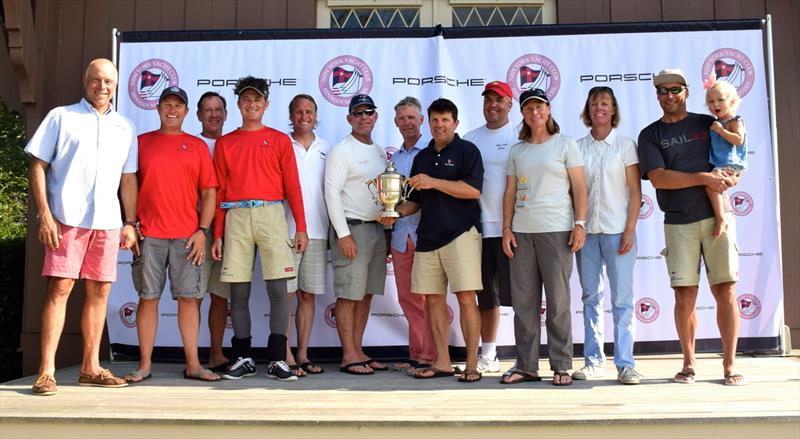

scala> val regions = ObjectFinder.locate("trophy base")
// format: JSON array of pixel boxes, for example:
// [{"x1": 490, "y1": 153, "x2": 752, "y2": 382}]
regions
[{"x1": 380, "y1": 210, "x2": 401, "y2": 218}]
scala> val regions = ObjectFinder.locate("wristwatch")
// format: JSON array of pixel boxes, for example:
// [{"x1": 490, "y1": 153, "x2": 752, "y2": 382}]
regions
[
  {"x1": 574, "y1": 220, "x2": 586, "y2": 229},
  {"x1": 197, "y1": 226, "x2": 211, "y2": 237}
]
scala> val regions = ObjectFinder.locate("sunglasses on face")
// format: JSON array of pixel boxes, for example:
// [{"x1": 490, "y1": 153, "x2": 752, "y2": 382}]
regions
[
  {"x1": 351, "y1": 109, "x2": 376, "y2": 117},
  {"x1": 656, "y1": 86, "x2": 686, "y2": 96}
]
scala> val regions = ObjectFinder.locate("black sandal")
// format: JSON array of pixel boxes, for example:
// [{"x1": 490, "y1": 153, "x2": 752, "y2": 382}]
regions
[{"x1": 458, "y1": 369, "x2": 482, "y2": 383}]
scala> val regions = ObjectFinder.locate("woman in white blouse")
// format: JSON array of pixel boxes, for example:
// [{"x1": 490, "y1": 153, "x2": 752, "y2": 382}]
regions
[
  {"x1": 500, "y1": 88, "x2": 587, "y2": 386},
  {"x1": 571, "y1": 86, "x2": 642, "y2": 385}
]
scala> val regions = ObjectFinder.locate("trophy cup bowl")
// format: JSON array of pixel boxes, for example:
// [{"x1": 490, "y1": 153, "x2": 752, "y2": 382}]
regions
[{"x1": 367, "y1": 161, "x2": 412, "y2": 218}]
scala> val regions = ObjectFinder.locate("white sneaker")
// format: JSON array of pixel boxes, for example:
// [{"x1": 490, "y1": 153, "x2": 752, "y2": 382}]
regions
[
  {"x1": 476, "y1": 355, "x2": 501, "y2": 373},
  {"x1": 572, "y1": 364, "x2": 604, "y2": 380},
  {"x1": 617, "y1": 366, "x2": 642, "y2": 385}
]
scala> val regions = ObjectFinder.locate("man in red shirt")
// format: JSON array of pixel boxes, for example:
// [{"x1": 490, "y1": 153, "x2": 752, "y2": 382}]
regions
[
  {"x1": 126, "y1": 87, "x2": 219, "y2": 383},
  {"x1": 211, "y1": 76, "x2": 308, "y2": 381}
]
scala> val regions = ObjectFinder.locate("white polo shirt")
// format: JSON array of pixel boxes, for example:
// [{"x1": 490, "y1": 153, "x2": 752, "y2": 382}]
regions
[
  {"x1": 286, "y1": 135, "x2": 331, "y2": 240},
  {"x1": 463, "y1": 122, "x2": 517, "y2": 238},
  {"x1": 325, "y1": 134, "x2": 386, "y2": 238},
  {"x1": 577, "y1": 129, "x2": 639, "y2": 234},
  {"x1": 24, "y1": 99, "x2": 138, "y2": 230}
]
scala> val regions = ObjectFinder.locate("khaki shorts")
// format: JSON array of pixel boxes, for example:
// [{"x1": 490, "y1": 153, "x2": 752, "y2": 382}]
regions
[
  {"x1": 287, "y1": 238, "x2": 328, "y2": 294},
  {"x1": 201, "y1": 237, "x2": 230, "y2": 299},
  {"x1": 411, "y1": 226, "x2": 483, "y2": 294},
  {"x1": 662, "y1": 213, "x2": 739, "y2": 287},
  {"x1": 220, "y1": 204, "x2": 296, "y2": 282}
]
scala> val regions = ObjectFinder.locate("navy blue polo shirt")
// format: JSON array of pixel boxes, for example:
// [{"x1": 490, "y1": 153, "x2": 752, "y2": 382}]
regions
[{"x1": 409, "y1": 134, "x2": 483, "y2": 252}]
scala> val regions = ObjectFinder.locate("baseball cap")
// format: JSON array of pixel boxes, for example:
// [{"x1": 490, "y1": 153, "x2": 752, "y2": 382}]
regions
[
  {"x1": 653, "y1": 68, "x2": 688, "y2": 87},
  {"x1": 237, "y1": 85, "x2": 267, "y2": 97},
  {"x1": 482, "y1": 81, "x2": 513, "y2": 98},
  {"x1": 519, "y1": 88, "x2": 550, "y2": 107},
  {"x1": 348, "y1": 94, "x2": 376, "y2": 113},
  {"x1": 159, "y1": 86, "x2": 188, "y2": 104}
]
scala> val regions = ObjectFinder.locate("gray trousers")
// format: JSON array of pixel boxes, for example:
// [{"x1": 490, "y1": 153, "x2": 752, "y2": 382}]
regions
[{"x1": 509, "y1": 231, "x2": 573, "y2": 372}]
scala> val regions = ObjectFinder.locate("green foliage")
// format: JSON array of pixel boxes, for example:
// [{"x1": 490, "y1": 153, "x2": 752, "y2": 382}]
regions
[
  {"x1": 0, "y1": 97, "x2": 26, "y2": 382},
  {"x1": 0, "y1": 97, "x2": 28, "y2": 239}
]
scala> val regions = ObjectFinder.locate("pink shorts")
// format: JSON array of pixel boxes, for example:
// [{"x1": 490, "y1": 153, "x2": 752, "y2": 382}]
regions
[{"x1": 42, "y1": 224, "x2": 120, "y2": 282}]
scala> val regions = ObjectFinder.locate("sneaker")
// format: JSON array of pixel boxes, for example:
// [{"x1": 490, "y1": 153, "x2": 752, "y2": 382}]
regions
[
  {"x1": 32, "y1": 374, "x2": 58, "y2": 396},
  {"x1": 572, "y1": 365, "x2": 604, "y2": 380},
  {"x1": 477, "y1": 355, "x2": 501, "y2": 373},
  {"x1": 222, "y1": 357, "x2": 257, "y2": 380},
  {"x1": 77, "y1": 368, "x2": 128, "y2": 388},
  {"x1": 617, "y1": 366, "x2": 642, "y2": 385},
  {"x1": 266, "y1": 361, "x2": 298, "y2": 382}
]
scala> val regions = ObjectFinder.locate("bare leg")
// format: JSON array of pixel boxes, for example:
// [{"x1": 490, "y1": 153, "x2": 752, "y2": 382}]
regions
[
  {"x1": 354, "y1": 294, "x2": 382, "y2": 367},
  {"x1": 38, "y1": 277, "x2": 76, "y2": 376},
  {"x1": 178, "y1": 297, "x2": 215, "y2": 379},
  {"x1": 710, "y1": 281, "x2": 742, "y2": 383},
  {"x1": 336, "y1": 298, "x2": 370, "y2": 373},
  {"x1": 295, "y1": 290, "x2": 319, "y2": 371},
  {"x1": 207, "y1": 294, "x2": 229, "y2": 367},
  {"x1": 417, "y1": 294, "x2": 453, "y2": 374},
  {"x1": 457, "y1": 291, "x2": 481, "y2": 373},
  {"x1": 706, "y1": 187, "x2": 727, "y2": 238},
  {"x1": 126, "y1": 297, "x2": 158, "y2": 381},
  {"x1": 80, "y1": 280, "x2": 113, "y2": 375},
  {"x1": 674, "y1": 286, "x2": 698, "y2": 376}
]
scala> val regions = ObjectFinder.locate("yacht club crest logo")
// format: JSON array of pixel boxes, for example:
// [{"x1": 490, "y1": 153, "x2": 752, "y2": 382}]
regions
[
  {"x1": 319, "y1": 55, "x2": 373, "y2": 107},
  {"x1": 119, "y1": 302, "x2": 138, "y2": 328},
  {"x1": 506, "y1": 54, "x2": 561, "y2": 102},
  {"x1": 324, "y1": 303, "x2": 337, "y2": 328},
  {"x1": 128, "y1": 59, "x2": 179, "y2": 110},
  {"x1": 730, "y1": 191, "x2": 754, "y2": 216},
  {"x1": 635, "y1": 298, "x2": 660, "y2": 324},
  {"x1": 639, "y1": 194, "x2": 655, "y2": 220},
  {"x1": 737, "y1": 294, "x2": 761, "y2": 320},
  {"x1": 701, "y1": 48, "x2": 755, "y2": 97}
]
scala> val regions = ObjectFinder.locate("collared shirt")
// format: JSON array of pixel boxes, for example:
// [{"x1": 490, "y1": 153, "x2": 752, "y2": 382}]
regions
[
  {"x1": 409, "y1": 134, "x2": 483, "y2": 252},
  {"x1": 463, "y1": 122, "x2": 517, "y2": 238},
  {"x1": 577, "y1": 129, "x2": 639, "y2": 234},
  {"x1": 325, "y1": 134, "x2": 387, "y2": 238},
  {"x1": 389, "y1": 136, "x2": 427, "y2": 252},
  {"x1": 286, "y1": 135, "x2": 331, "y2": 240},
  {"x1": 24, "y1": 98, "x2": 138, "y2": 230}
]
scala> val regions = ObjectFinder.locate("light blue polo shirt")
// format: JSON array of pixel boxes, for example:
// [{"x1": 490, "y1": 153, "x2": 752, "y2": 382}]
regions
[{"x1": 389, "y1": 136, "x2": 427, "y2": 252}]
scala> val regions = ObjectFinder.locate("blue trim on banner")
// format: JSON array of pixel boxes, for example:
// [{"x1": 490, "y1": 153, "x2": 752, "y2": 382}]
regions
[{"x1": 119, "y1": 19, "x2": 762, "y2": 43}]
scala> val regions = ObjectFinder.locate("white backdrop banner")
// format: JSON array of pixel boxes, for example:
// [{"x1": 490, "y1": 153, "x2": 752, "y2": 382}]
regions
[{"x1": 108, "y1": 24, "x2": 783, "y2": 354}]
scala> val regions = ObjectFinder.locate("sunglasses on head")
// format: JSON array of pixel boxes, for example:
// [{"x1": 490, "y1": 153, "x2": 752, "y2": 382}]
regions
[
  {"x1": 656, "y1": 86, "x2": 686, "y2": 95},
  {"x1": 351, "y1": 109, "x2": 376, "y2": 117}
]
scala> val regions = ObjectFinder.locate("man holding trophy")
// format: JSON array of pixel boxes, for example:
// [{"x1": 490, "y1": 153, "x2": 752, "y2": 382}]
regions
[
  {"x1": 325, "y1": 94, "x2": 390, "y2": 376},
  {"x1": 378, "y1": 98, "x2": 484, "y2": 383}
]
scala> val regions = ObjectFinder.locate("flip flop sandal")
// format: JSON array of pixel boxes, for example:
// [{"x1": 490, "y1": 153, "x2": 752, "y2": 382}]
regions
[
  {"x1": 413, "y1": 367, "x2": 454, "y2": 379},
  {"x1": 298, "y1": 361, "x2": 324, "y2": 374},
  {"x1": 724, "y1": 373, "x2": 745, "y2": 386},
  {"x1": 552, "y1": 371, "x2": 572, "y2": 386},
  {"x1": 208, "y1": 362, "x2": 232, "y2": 373},
  {"x1": 458, "y1": 369, "x2": 482, "y2": 383},
  {"x1": 500, "y1": 369, "x2": 541, "y2": 384},
  {"x1": 183, "y1": 368, "x2": 220, "y2": 382},
  {"x1": 339, "y1": 362, "x2": 374, "y2": 375},
  {"x1": 362, "y1": 359, "x2": 389, "y2": 371},
  {"x1": 674, "y1": 369, "x2": 696, "y2": 384},
  {"x1": 125, "y1": 369, "x2": 151, "y2": 383},
  {"x1": 288, "y1": 364, "x2": 307, "y2": 377}
]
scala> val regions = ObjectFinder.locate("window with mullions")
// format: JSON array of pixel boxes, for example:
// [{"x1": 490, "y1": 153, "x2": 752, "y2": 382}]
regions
[
  {"x1": 452, "y1": 6, "x2": 542, "y2": 27},
  {"x1": 330, "y1": 8, "x2": 421, "y2": 28}
]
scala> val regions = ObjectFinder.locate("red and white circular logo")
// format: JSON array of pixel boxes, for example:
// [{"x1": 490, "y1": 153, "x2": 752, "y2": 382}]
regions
[
  {"x1": 119, "y1": 302, "x2": 138, "y2": 328},
  {"x1": 730, "y1": 191, "x2": 754, "y2": 216},
  {"x1": 540, "y1": 299, "x2": 547, "y2": 327},
  {"x1": 639, "y1": 194, "x2": 655, "y2": 220},
  {"x1": 127, "y1": 59, "x2": 179, "y2": 110},
  {"x1": 701, "y1": 48, "x2": 755, "y2": 97},
  {"x1": 506, "y1": 54, "x2": 561, "y2": 102},
  {"x1": 385, "y1": 254, "x2": 394, "y2": 276},
  {"x1": 324, "y1": 303, "x2": 337, "y2": 328},
  {"x1": 635, "y1": 298, "x2": 660, "y2": 324},
  {"x1": 446, "y1": 304, "x2": 454, "y2": 325},
  {"x1": 737, "y1": 294, "x2": 761, "y2": 320},
  {"x1": 318, "y1": 55, "x2": 373, "y2": 107}
]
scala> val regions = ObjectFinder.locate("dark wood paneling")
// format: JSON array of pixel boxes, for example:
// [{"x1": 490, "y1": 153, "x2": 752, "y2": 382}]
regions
[
  {"x1": 662, "y1": 0, "x2": 715, "y2": 21},
  {"x1": 714, "y1": 0, "x2": 766, "y2": 19},
  {"x1": 558, "y1": 0, "x2": 611, "y2": 23},
  {"x1": 108, "y1": 0, "x2": 137, "y2": 32},
  {"x1": 0, "y1": 29, "x2": 22, "y2": 113},
  {"x1": 236, "y1": 0, "x2": 262, "y2": 29},
  {"x1": 287, "y1": 0, "x2": 315, "y2": 28},
  {"x1": 134, "y1": 0, "x2": 164, "y2": 31},
  {"x1": 159, "y1": 0, "x2": 186, "y2": 30},
  {"x1": 766, "y1": 0, "x2": 800, "y2": 346},
  {"x1": 609, "y1": 0, "x2": 662, "y2": 22},
  {"x1": 210, "y1": 0, "x2": 238, "y2": 30},
  {"x1": 82, "y1": 0, "x2": 112, "y2": 62},
  {"x1": 262, "y1": 0, "x2": 287, "y2": 28},
  {"x1": 184, "y1": 0, "x2": 213, "y2": 29}
]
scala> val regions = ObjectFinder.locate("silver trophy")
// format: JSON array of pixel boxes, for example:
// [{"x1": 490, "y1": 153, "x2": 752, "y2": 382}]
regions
[{"x1": 366, "y1": 161, "x2": 414, "y2": 218}]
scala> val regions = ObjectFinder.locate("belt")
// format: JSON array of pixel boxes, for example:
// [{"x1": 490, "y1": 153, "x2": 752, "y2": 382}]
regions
[
  {"x1": 346, "y1": 218, "x2": 378, "y2": 225},
  {"x1": 220, "y1": 200, "x2": 282, "y2": 209}
]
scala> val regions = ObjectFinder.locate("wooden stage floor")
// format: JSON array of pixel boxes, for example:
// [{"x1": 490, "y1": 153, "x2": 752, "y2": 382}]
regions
[{"x1": 1, "y1": 352, "x2": 798, "y2": 438}]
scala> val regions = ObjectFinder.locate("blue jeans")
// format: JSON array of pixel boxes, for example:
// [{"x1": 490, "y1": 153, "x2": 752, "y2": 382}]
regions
[{"x1": 576, "y1": 233, "x2": 636, "y2": 369}]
